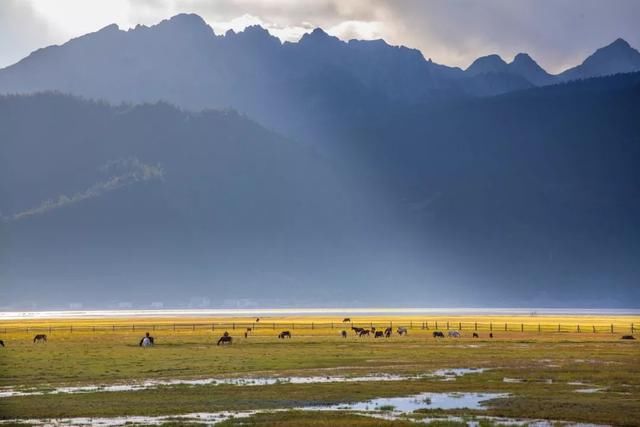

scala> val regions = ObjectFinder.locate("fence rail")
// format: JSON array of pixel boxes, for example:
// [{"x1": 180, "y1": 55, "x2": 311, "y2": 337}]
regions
[{"x1": 0, "y1": 320, "x2": 635, "y2": 335}]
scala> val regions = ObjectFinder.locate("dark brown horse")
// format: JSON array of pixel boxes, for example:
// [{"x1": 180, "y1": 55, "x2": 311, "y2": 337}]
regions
[
  {"x1": 278, "y1": 331, "x2": 292, "y2": 339},
  {"x1": 343, "y1": 318, "x2": 351, "y2": 322},
  {"x1": 341, "y1": 330, "x2": 347, "y2": 338},
  {"x1": 433, "y1": 331, "x2": 445, "y2": 338},
  {"x1": 0, "y1": 340, "x2": 4, "y2": 347},
  {"x1": 33, "y1": 334, "x2": 47, "y2": 343},
  {"x1": 374, "y1": 331, "x2": 384, "y2": 338},
  {"x1": 358, "y1": 329, "x2": 370, "y2": 337},
  {"x1": 472, "y1": 332, "x2": 479, "y2": 338},
  {"x1": 384, "y1": 327, "x2": 392, "y2": 338}
]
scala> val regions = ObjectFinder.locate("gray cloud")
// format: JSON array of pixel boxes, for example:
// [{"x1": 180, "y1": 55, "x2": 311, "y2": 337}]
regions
[
  {"x1": 3, "y1": 158, "x2": 164, "y2": 222},
  {"x1": 2, "y1": 1, "x2": 639, "y2": 73}
]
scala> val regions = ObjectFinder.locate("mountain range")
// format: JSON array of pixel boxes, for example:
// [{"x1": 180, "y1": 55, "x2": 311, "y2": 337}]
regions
[
  {"x1": 1, "y1": 14, "x2": 640, "y2": 308},
  {"x1": 0, "y1": 14, "x2": 639, "y2": 138}
]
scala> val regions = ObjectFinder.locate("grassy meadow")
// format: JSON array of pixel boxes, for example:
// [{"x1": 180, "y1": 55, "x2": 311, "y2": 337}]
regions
[{"x1": 0, "y1": 314, "x2": 638, "y2": 426}]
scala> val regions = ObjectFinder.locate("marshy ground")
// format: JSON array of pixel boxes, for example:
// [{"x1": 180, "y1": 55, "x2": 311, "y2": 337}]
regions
[{"x1": 0, "y1": 315, "x2": 638, "y2": 426}]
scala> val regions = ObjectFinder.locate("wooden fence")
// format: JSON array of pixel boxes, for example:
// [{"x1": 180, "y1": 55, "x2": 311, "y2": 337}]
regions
[{"x1": 0, "y1": 320, "x2": 635, "y2": 335}]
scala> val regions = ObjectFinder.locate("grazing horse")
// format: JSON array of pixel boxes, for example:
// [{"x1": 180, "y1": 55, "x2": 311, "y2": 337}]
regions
[
  {"x1": 0, "y1": 340, "x2": 4, "y2": 347},
  {"x1": 621, "y1": 335, "x2": 636, "y2": 340},
  {"x1": 374, "y1": 331, "x2": 384, "y2": 338},
  {"x1": 489, "y1": 333, "x2": 494, "y2": 338},
  {"x1": 343, "y1": 318, "x2": 351, "y2": 322},
  {"x1": 448, "y1": 330, "x2": 461, "y2": 338},
  {"x1": 384, "y1": 327, "x2": 392, "y2": 338},
  {"x1": 256, "y1": 318, "x2": 260, "y2": 322},
  {"x1": 278, "y1": 331, "x2": 292, "y2": 339},
  {"x1": 433, "y1": 331, "x2": 445, "y2": 338},
  {"x1": 33, "y1": 334, "x2": 47, "y2": 343},
  {"x1": 397, "y1": 327, "x2": 408, "y2": 336},
  {"x1": 139, "y1": 332, "x2": 155, "y2": 347},
  {"x1": 352, "y1": 327, "x2": 364, "y2": 334},
  {"x1": 217, "y1": 331, "x2": 232, "y2": 345},
  {"x1": 358, "y1": 329, "x2": 370, "y2": 337},
  {"x1": 472, "y1": 332, "x2": 479, "y2": 338},
  {"x1": 341, "y1": 330, "x2": 347, "y2": 338}
]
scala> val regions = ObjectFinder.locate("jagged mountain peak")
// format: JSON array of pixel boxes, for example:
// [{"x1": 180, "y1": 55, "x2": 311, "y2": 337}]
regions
[{"x1": 466, "y1": 54, "x2": 508, "y2": 75}]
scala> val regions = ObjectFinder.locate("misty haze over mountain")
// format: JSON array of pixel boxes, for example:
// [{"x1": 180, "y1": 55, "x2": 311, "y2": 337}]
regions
[{"x1": 1, "y1": 14, "x2": 639, "y2": 309}]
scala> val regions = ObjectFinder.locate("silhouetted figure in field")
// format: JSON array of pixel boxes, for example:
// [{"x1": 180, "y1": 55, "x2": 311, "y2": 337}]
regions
[
  {"x1": 433, "y1": 331, "x2": 445, "y2": 338},
  {"x1": 217, "y1": 331, "x2": 232, "y2": 345},
  {"x1": 0, "y1": 339, "x2": 4, "y2": 347},
  {"x1": 139, "y1": 332, "x2": 154, "y2": 347},
  {"x1": 278, "y1": 331, "x2": 291, "y2": 339},
  {"x1": 33, "y1": 334, "x2": 47, "y2": 343},
  {"x1": 341, "y1": 330, "x2": 347, "y2": 338}
]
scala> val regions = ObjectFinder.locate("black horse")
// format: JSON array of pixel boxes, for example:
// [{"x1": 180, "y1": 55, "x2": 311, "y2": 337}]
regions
[
  {"x1": 384, "y1": 327, "x2": 392, "y2": 338},
  {"x1": 278, "y1": 331, "x2": 292, "y2": 339},
  {"x1": 0, "y1": 339, "x2": 4, "y2": 347},
  {"x1": 343, "y1": 318, "x2": 351, "y2": 322},
  {"x1": 472, "y1": 332, "x2": 479, "y2": 338},
  {"x1": 374, "y1": 331, "x2": 384, "y2": 338},
  {"x1": 621, "y1": 335, "x2": 636, "y2": 340},
  {"x1": 433, "y1": 331, "x2": 445, "y2": 338},
  {"x1": 358, "y1": 329, "x2": 370, "y2": 337},
  {"x1": 341, "y1": 330, "x2": 347, "y2": 338},
  {"x1": 217, "y1": 331, "x2": 232, "y2": 345}
]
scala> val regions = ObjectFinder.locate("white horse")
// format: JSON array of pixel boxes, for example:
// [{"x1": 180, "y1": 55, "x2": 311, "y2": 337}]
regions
[
  {"x1": 448, "y1": 330, "x2": 461, "y2": 338},
  {"x1": 140, "y1": 337, "x2": 153, "y2": 347}
]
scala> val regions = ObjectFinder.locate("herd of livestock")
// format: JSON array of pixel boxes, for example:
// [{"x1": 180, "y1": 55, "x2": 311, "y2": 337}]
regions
[{"x1": 0, "y1": 318, "x2": 636, "y2": 348}]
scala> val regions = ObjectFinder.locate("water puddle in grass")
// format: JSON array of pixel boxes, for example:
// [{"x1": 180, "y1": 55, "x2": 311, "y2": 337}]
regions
[
  {"x1": 0, "y1": 368, "x2": 487, "y2": 398},
  {"x1": 503, "y1": 377, "x2": 553, "y2": 384},
  {"x1": 0, "y1": 391, "x2": 507, "y2": 426},
  {"x1": 574, "y1": 388, "x2": 603, "y2": 393},
  {"x1": 302, "y1": 391, "x2": 507, "y2": 412}
]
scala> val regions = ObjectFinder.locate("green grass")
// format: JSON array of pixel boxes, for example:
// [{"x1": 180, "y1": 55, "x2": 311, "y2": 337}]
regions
[{"x1": 0, "y1": 325, "x2": 638, "y2": 425}]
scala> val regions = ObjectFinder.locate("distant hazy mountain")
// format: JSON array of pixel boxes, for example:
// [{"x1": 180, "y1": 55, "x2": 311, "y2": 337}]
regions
[
  {"x1": 2, "y1": 72, "x2": 640, "y2": 308},
  {"x1": 559, "y1": 38, "x2": 640, "y2": 81},
  {"x1": 1, "y1": 13, "x2": 638, "y2": 136}
]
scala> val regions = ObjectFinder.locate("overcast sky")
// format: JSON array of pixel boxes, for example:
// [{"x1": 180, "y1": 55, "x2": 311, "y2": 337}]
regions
[{"x1": 2, "y1": 0, "x2": 639, "y2": 73}]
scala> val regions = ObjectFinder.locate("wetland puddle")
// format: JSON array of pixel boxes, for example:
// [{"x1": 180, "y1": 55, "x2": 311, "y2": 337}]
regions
[
  {"x1": 0, "y1": 391, "x2": 507, "y2": 426},
  {"x1": 0, "y1": 368, "x2": 487, "y2": 398}
]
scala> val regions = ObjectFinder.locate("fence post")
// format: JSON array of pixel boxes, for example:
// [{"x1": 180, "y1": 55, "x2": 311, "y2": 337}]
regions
[
  {"x1": 446, "y1": 321, "x2": 449, "y2": 329},
  {"x1": 435, "y1": 321, "x2": 438, "y2": 329},
  {"x1": 70, "y1": 325, "x2": 73, "y2": 333},
  {"x1": 273, "y1": 322, "x2": 275, "y2": 330},
  {"x1": 459, "y1": 322, "x2": 462, "y2": 330},
  {"x1": 538, "y1": 324, "x2": 541, "y2": 333},
  {"x1": 631, "y1": 323, "x2": 634, "y2": 333},
  {"x1": 593, "y1": 325, "x2": 596, "y2": 333},
  {"x1": 410, "y1": 321, "x2": 413, "y2": 329},
  {"x1": 331, "y1": 322, "x2": 334, "y2": 329},
  {"x1": 611, "y1": 324, "x2": 614, "y2": 333},
  {"x1": 474, "y1": 322, "x2": 477, "y2": 331},
  {"x1": 312, "y1": 322, "x2": 314, "y2": 330},
  {"x1": 489, "y1": 322, "x2": 492, "y2": 332},
  {"x1": 577, "y1": 325, "x2": 580, "y2": 333},
  {"x1": 557, "y1": 324, "x2": 560, "y2": 332},
  {"x1": 233, "y1": 323, "x2": 235, "y2": 330},
  {"x1": 504, "y1": 323, "x2": 507, "y2": 331},
  {"x1": 521, "y1": 323, "x2": 523, "y2": 332},
  {"x1": 173, "y1": 323, "x2": 176, "y2": 331}
]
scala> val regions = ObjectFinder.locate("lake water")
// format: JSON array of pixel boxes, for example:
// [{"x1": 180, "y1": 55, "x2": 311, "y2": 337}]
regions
[{"x1": 1, "y1": 307, "x2": 638, "y2": 320}]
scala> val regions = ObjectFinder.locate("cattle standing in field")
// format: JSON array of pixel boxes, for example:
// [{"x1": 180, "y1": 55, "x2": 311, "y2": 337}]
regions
[
  {"x1": 278, "y1": 331, "x2": 292, "y2": 339},
  {"x1": 397, "y1": 327, "x2": 408, "y2": 336},
  {"x1": 489, "y1": 333, "x2": 494, "y2": 338},
  {"x1": 433, "y1": 331, "x2": 445, "y2": 338},
  {"x1": 473, "y1": 332, "x2": 479, "y2": 338},
  {"x1": 0, "y1": 340, "x2": 4, "y2": 347},
  {"x1": 217, "y1": 331, "x2": 232, "y2": 345},
  {"x1": 384, "y1": 327, "x2": 392, "y2": 338},
  {"x1": 33, "y1": 334, "x2": 47, "y2": 343},
  {"x1": 358, "y1": 329, "x2": 370, "y2": 337},
  {"x1": 139, "y1": 332, "x2": 155, "y2": 347},
  {"x1": 448, "y1": 330, "x2": 461, "y2": 338},
  {"x1": 341, "y1": 330, "x2": 347, "y2": 338},
  {"x1": 374, "y1": 331, "x2": 384, "y2": 338},
  {"x1": 343, "y1": 318, "x2": 351, "y2": 322},
  {"x1": 621, "y1": 335, "x2": 636, "y2": 340}
]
